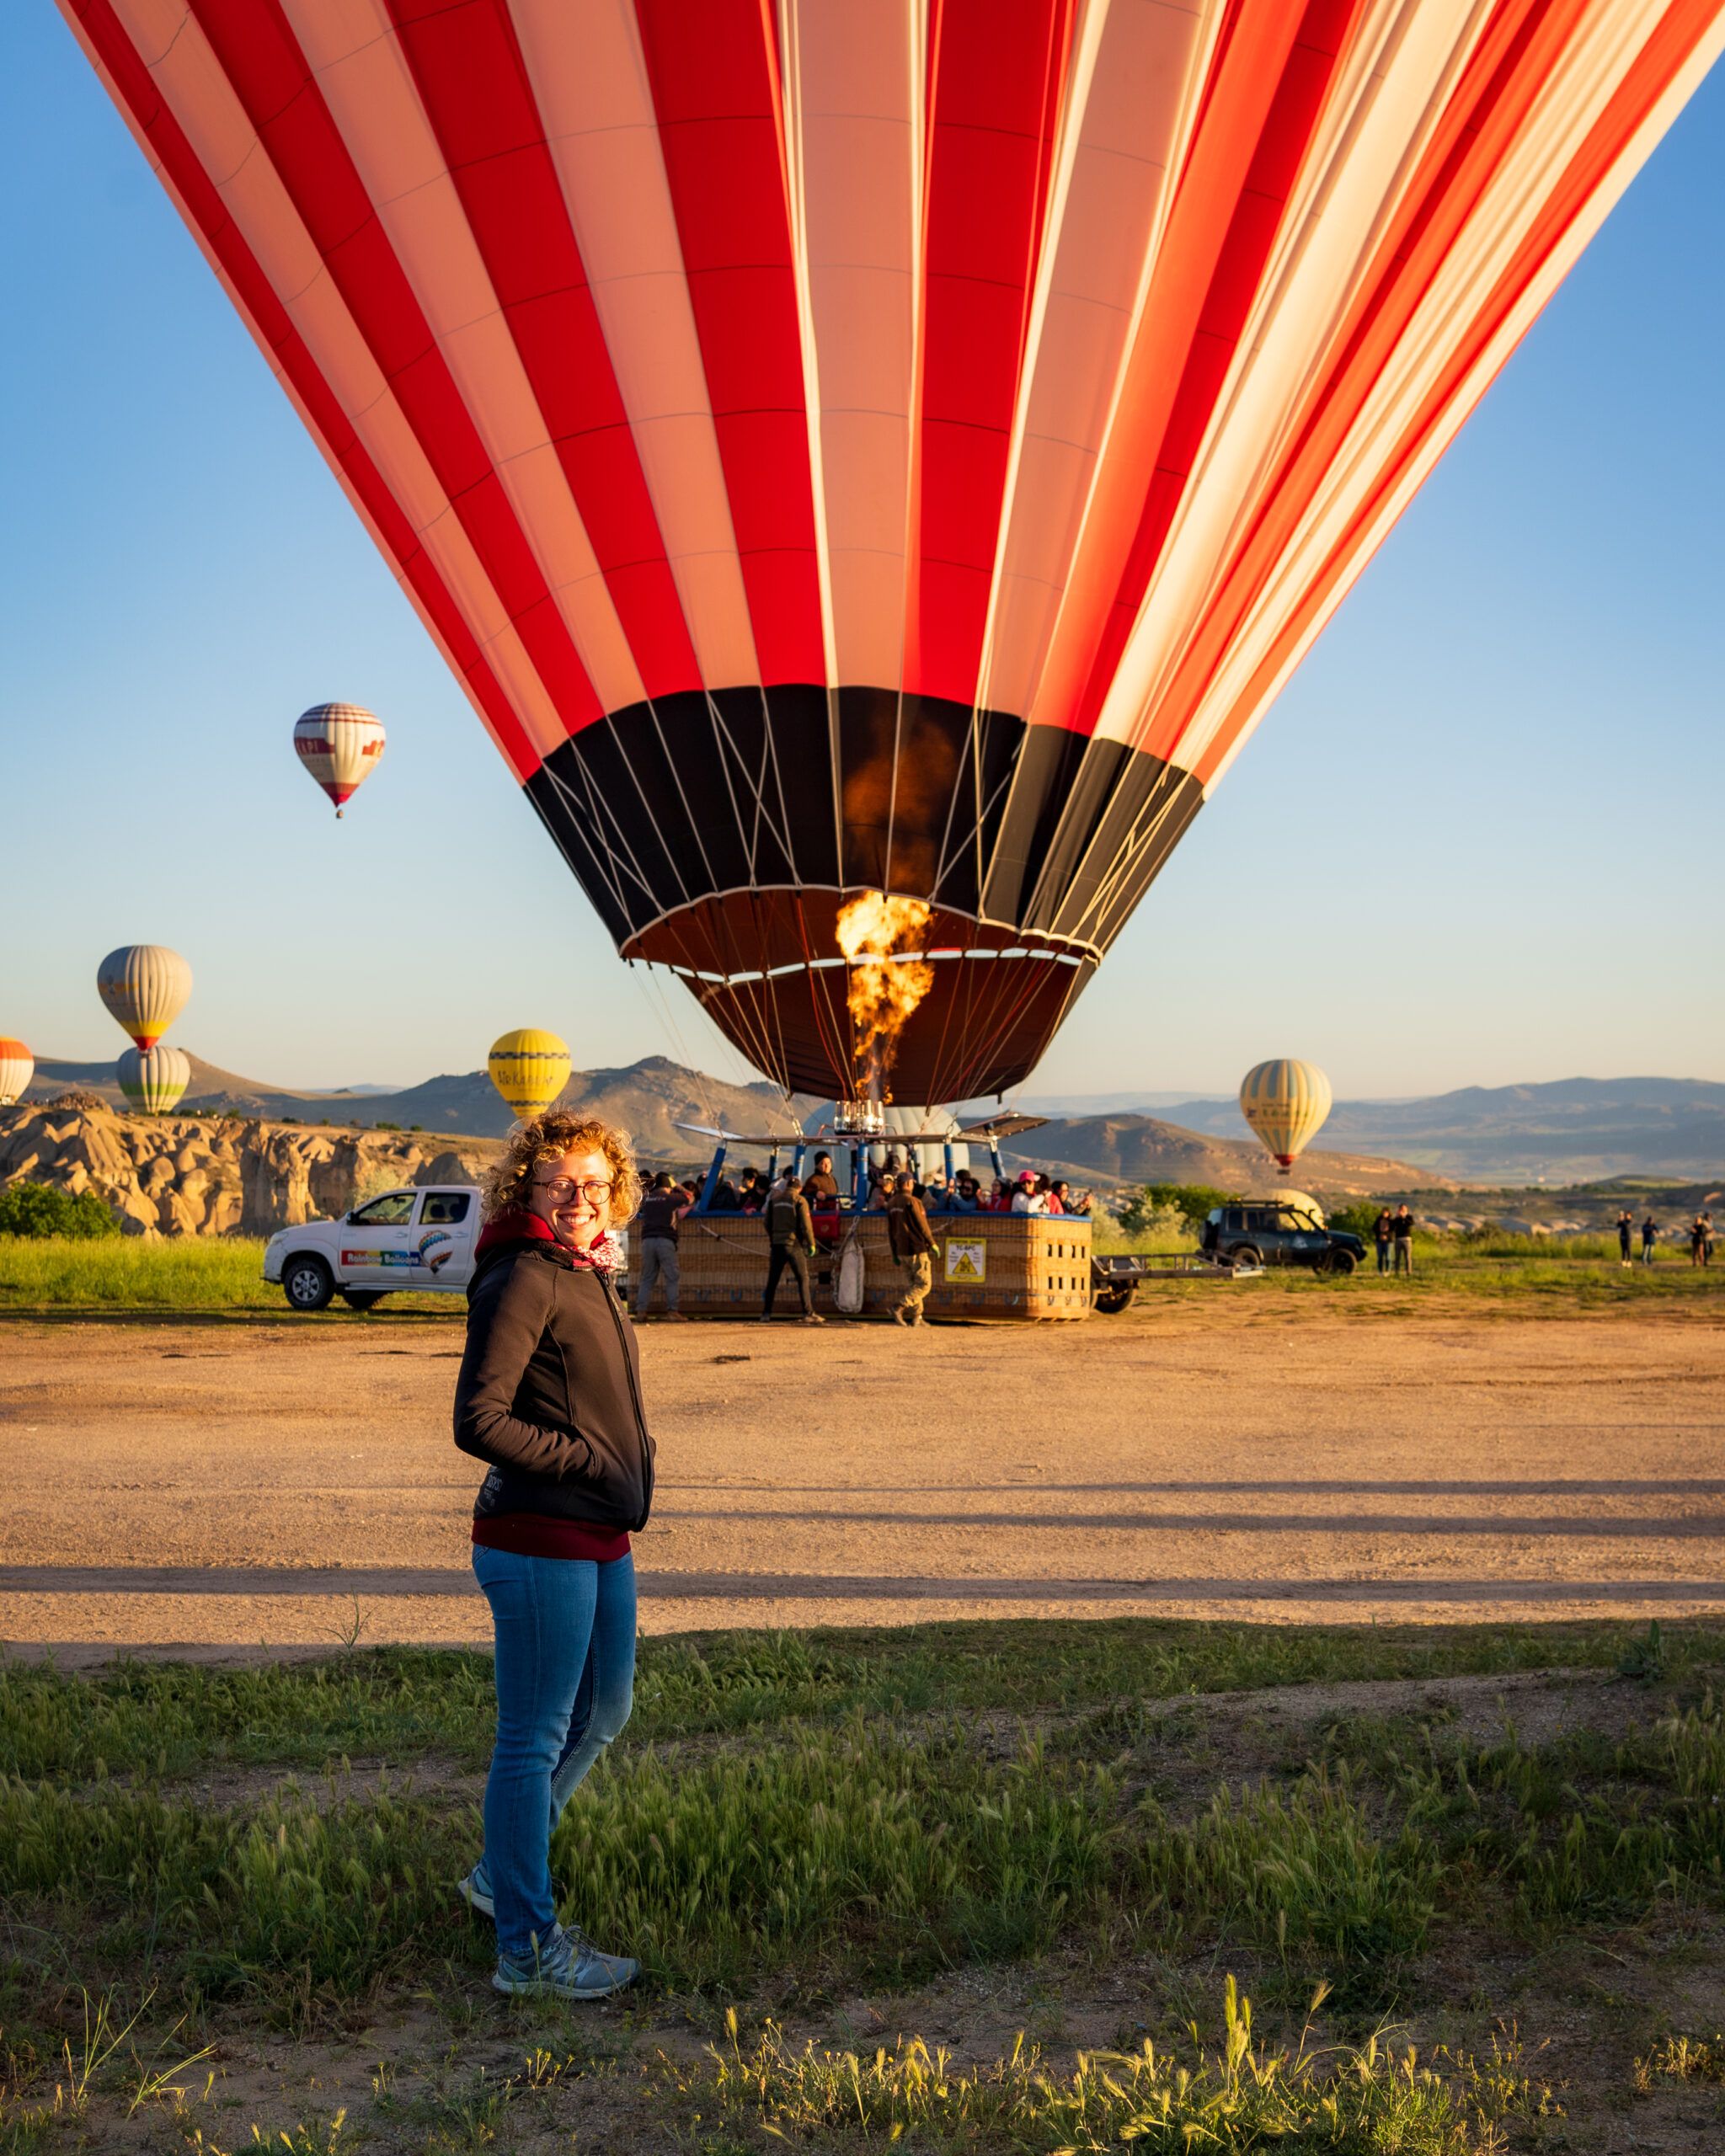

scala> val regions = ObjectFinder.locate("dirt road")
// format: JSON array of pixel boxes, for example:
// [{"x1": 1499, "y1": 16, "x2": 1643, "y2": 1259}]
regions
[{"x1": 3, "y1": 1302, "x2": 1722, "y2": 1652}]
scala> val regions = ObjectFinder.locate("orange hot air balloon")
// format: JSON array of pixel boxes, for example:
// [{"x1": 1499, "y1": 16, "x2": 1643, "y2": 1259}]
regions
[
  {"x1": 0, "y1": 1038, "x2": 33, "y2": 1106},
  {"x1": 293, "y1": 702, "x2": 387, "y2": 817},
  {"x1": 57, "y1": 2, "x2": 1725, "y2": 1104}
]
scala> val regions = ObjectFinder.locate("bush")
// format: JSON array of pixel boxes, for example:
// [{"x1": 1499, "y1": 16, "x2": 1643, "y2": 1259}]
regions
[
  {"x1": 0, "y1": 1181, "x2": 120, "y2": 1240},
  {"x1": 1329, "y1": 1198, "x2": 1390, "y2": 1240},
  {"x1": 1119, "y1": 1182, "x2": 1238, "y2": 1235}
]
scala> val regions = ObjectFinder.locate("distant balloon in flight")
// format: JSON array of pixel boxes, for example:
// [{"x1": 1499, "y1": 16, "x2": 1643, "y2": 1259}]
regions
[
  {"x1": 0, "y1": 1038, "x2": 34, "y2": 1106},
  {"x1": 118, "y1": 1045, "x2": 191, "y2": 1116},
  {"x1": 488, "y1": 1030, "x2": 572, "y2": 1121},
  {"x1": 97, "y1": 946, "x2": 191, "y2": 1051},
  {"x1": 293, "y1": 703, "x2": 387, "y2": 818},
  {"x1": 1240, "y1": 1060, "x2": 1332, "y2": 1171}
]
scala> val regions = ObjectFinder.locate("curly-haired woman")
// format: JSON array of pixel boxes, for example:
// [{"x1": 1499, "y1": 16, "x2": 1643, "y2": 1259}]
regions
[{"x1": 452, "y1": 1109, "x2": 654, "y2": 1999}]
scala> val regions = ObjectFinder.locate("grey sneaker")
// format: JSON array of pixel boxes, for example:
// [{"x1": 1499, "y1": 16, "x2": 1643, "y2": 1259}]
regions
[
  {"x1": 458, "y1": 1865, "x2": 494, "y2": 1919},
  {"x1": 493, "y1": 1924, "x2": 638, "y2": 2001}
]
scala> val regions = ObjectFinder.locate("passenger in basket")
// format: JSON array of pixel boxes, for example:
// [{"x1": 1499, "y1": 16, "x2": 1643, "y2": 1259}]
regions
[
  {"x1": 947, "y1": 1174, "x2": 982, "y2": 1214},
  {"x1": 1011, "y1": 1171, "x2": 1048, "y2": 1216},
  {"x1": 803, "y1": 1150, "x2": 841, "y2": 1204},
  {"x1": 886, "y1": 1171, "x2": 937, "y2": 1327}
]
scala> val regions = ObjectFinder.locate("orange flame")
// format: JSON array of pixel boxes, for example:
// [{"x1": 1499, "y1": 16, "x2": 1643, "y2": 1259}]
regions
[{"x1": 836, "y1": 892, "x2": 934, "y2": 1100}]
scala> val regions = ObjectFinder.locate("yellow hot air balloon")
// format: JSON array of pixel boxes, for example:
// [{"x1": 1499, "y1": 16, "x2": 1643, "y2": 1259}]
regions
[
  {"x1": 488, "y1": 1030, "x2": 571, "y2": 1121},
  {"x1": 97, "y1": 946, "x2": 192, "y2": 1050},
  {"x1": 1239, "y1": 1060, "x2": 1332, "y2": 1171},
  {"x1": 0, "y1": 1038, "x2": 34, "y2": 1106},
  {"x1": 118, "y1": 1045, "x2": 191, "y2": 1116}
]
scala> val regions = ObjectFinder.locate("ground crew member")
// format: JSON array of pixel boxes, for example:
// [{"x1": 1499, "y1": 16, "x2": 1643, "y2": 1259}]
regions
[
  {"x1": 632, "y1": 1170, "x2": 687, "y2": 1321},
  {"x1": 762, "y1": 1173, "x2": 822, "y2": 1323},
  {"x1": 886, "y1": 1170, "x2": 937, "y2": 1326}
]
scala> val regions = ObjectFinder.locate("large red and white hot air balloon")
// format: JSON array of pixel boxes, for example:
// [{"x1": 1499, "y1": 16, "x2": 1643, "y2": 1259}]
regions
[
  {"x1": 59, "y1": 0, "x2": 1725, "y2": 1102},
  {"x1": 292, "y1": 702, "x2": 387, "y2": 817}
]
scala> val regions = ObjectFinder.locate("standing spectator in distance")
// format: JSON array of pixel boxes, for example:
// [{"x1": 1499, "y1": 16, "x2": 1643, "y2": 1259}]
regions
[
  {"x1": 1012, "y1": 1171, "x2": 1048, "y2": 1216},
  {"x1": 804, "y1": 1150, "x2": 840, "y2": 1204},
  {"x1": 1391, "y1": 1203, "x2": 1415, "y2": 1275},
  {"x1": 1374, "y1": 1209, "x2": 1393, "y2": 1275},
  {"x1": 886, "y1": 1170, "x2": 937, "y2": 1326},
  {"x1": 1641, "y1": 1214, "x2": 1658, "y2": 1266},
  {"x1": 761, "y1": 1173, "x2": 822, "y2": 1322},
  {"x1": 631, "y1": 1171, "x2": 688, "y2": 1323},
  {"x1": 1701, "y1": 1212, "x2": 1716, "y2": 1267},
  {"x1": 1617, "y1": 1209, "x2": 1634, "y2": 1267}
]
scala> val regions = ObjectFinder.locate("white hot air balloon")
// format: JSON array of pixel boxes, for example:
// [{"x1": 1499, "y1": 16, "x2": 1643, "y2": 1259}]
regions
[
  {"x1": 118, "y1": 1045, "x2": 192, "y2": 1116},
  {"x1": 0, "y1": 1038, "x2": 34, "y2": 1106},
  {"x1": 97, "y1": 946, "x2": 192, "y2": 1051},
  {"x1": 293, "y1": 703, "x2": 387, "y2": 817}
]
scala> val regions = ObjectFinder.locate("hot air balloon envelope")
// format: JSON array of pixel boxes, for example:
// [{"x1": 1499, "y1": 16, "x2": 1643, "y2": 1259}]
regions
[
  {"x1": 1240, "y1": 1061, "x2": 1333, "y2": 1171},
  {"x1": 0, "y1": 1039, "x2": 34, "y2": 1107},
  {"x1": 119, "y1": 1045, "x2": 192, "y2": 1117},
  {"x1": 294, "y1": 703, "x2": 387, "y2": 816},
  {"x1": 61, "y1": 2, "x2": 1725, "y2": 1102},
  {"x1": 489, "y1": 1030, "x2": 572, "y2": 1121},
  {"x1": 97, "y1": 947, "x2": 191, "y2": 1052}
]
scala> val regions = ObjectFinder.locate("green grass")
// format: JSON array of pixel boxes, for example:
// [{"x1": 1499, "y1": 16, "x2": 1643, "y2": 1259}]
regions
[
  {"x1": 0, "y1": 1236, "x2": 460, "y2": 1315},
  {"x1": 8, "y1": 1616, "x2": 1725, "y2": 2147}
]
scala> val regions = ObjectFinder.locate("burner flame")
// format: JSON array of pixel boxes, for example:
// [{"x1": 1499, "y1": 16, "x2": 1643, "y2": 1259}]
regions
[{"x1": 836, "y1": 892, "x2": 934, "y2": 1101}]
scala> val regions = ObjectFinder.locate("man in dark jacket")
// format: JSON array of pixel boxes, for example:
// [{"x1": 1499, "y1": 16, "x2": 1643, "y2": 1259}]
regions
[
  {"x1": 886, "y1": 1170, "x2": 937, "y2": 1326},
  {"x1": 632, "y1": 1170, "x2": 688, "y2": 1321},
  {"x1": 803, "y1": 1150, "x2": 841, "y2": 1203},
  {"x1": 1391, "y1": 1203, "x2": 1415, "y2": 1275},
  {"x1": 762, "y1": 1173, "x2": 822, "y2": 1321},
  {"x1": 1618, "y1": 1209, "x2": 1635, "y2": 1266}
]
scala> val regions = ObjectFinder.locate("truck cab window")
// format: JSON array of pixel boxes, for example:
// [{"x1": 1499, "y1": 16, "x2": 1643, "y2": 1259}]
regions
[
  {"x1": 419, "y1": 1193, "x2": 472, "y2": 1225},
  {"x1": 349, "y1": 1191, "x2": 415, "y2": 1227}
]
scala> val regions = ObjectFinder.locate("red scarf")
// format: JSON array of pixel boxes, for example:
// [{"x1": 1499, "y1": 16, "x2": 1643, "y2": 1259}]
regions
[{"x1": 475, "y1": 1204, "x2": 622, "y2": 1272}]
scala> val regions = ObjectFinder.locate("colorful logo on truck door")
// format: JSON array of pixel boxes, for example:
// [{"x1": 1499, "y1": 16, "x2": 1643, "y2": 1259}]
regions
[
  {"x1": 416, "y1": 1229, "x2": 457, "y2": 1274},
  {"x1": 341, "y1": 1248, "x2": 418, "y2": 1267},
  {"x1": 944, "y1": 1239, "x2": 986, "y2": 1283}
]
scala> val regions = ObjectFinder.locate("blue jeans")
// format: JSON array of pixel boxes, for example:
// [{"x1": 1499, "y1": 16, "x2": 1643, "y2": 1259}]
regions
[{"x1": 471, "y1": 1545, "x2": 638, "y2": 1959}]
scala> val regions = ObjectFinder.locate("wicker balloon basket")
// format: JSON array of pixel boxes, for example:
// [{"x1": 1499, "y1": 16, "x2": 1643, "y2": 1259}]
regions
[{"x1": 624, "y1": 1214, "x2": 1092, "y2": 1321}]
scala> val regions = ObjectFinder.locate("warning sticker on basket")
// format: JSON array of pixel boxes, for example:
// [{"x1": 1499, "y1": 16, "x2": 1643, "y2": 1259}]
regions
[{"x1": 943, "y1": 1238, "x2": 986, "y2": 1283}]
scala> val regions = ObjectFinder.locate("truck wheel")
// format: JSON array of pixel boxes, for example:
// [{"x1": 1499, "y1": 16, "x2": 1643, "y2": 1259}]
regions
[
  {"x1": 1327, "y1": 1249, "x2": 1358, "y2": 1277},
  {"x1": 282, "y1": 1255, "x2": 334, "y2": 1312},
  {"x1": 340, "y1": 1289, "x2": 385, "y2": 1311},
  {"x1": 1093, "y1": 1283, "x2": 1137, "y2": 1315},
  {"x1": 1229, "y1": 1244, "x2": 1263, "y2": 1273}
]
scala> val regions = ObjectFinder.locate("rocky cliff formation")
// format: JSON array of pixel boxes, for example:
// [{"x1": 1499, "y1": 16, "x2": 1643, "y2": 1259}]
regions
[{"x1": 0, "y1": 1101, "x2": 505, "y2": 1238}]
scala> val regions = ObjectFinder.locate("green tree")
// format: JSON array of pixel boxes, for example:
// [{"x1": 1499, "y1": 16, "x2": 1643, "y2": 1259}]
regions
[
  {"x1": 0, "y1": 1181, "x2": 121, "y2": 1239},
  {"x1": 1119, "y1": 1182, "x2": 1239, "y2": 1235}
]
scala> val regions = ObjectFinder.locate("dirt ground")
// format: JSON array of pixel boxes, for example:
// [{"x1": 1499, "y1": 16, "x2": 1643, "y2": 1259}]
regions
[{"x1": 3, "y1": 1297, "x2": 1722, "y2": 1654}]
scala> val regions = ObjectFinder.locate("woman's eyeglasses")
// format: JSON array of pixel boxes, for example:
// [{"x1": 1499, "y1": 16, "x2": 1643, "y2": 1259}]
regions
[{"x1": 534, "y1": 1176, "x2": 615, "y2": 1205}]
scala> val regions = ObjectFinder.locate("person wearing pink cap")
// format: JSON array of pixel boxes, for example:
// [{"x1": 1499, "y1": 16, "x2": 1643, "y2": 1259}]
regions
[{"x1": 1011, "y1": 1171, "x2": 1048, "y2": 1217}]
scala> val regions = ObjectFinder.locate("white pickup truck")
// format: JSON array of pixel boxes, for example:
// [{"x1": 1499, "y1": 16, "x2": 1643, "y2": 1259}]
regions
[{"x1": 263, "y1": 1184, "x2": 484, "y2": 1310}]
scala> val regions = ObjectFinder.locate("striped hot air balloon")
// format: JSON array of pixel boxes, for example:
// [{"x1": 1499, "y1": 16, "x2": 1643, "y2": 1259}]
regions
[
  {"x1": 58, "y1": 2, "x2": 1725, "y2": 1104},
  {"x1": 118, "y1": 1045, "x2": 192, "y2": 1117},
  {"x1": 96, "y1": 946, "x2": 191, "y2": 1051},
  {"x1": 293, "y1": 702, "x2": 387, "y2": 817},
  {"x1": 0, "y1": 1038, "x2": 34, "y2": 1107},
  {"x1": 1240, "y1": 1060, "x2": 1334, "y2": 1171},
  {"x1": 488, "y1": 1030, "x2": 572, "y2": 1120}
]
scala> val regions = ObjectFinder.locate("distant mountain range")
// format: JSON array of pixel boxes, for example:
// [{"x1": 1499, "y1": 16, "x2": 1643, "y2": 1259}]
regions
[
  {"x1": 24, "y1": 1059, "x2": 1722, "y2": 1185},
  {"x1": 1130, "y1": 1077, "x2": 1725, "y2": 1182}
]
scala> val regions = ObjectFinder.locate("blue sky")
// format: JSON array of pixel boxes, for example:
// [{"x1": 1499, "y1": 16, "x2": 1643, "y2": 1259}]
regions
[{"x1": 2, "y1": 15, "x2": 1720, "y2": 1102}]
